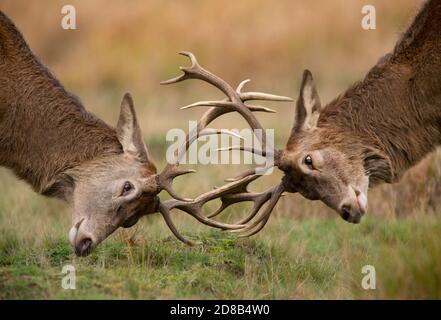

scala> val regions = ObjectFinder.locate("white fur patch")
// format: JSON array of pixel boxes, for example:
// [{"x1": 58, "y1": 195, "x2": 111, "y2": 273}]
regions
[
  {"x1": 357, "y1": 192, "x2": 368, "y2": 211},
  {"x1": 68, "y1": 226, "x2": 78, "y2": 247}
]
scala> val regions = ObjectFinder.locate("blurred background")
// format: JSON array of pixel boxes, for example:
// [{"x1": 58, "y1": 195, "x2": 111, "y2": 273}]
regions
[{"x1": 2, "y1": 0, "x2": 441, "y2": 299}]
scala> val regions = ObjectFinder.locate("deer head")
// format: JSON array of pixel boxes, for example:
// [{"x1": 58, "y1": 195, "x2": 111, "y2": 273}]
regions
[
  {"x1": 66, "y1": 93, "x2": 160, "y2": 256},
  {"x1": 278, "y1": 70, "x2": 370, "y2": 223}
]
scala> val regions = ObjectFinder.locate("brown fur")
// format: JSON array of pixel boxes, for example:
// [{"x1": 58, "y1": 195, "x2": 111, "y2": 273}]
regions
[
  {"x1": 0, "y1": 11, "x2": 122, "y2": 196},
  {"x1": 279, "y1": 0, "x2": 441, "y2": 223},
  {"x1": 0, "y1": 11, "x2": 158, "y2": 256},
  {"x1": 318, "y1": 0, "x2": 441, "y2": 182}
]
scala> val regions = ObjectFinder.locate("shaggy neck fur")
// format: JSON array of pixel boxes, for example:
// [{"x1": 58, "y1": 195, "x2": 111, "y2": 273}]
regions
[
  {"x1": 0, "y1": 12, "x2": 122, "y2": 195},
  {"x1": 318, "y1": 0, "x2": 441, "y2": 184}
]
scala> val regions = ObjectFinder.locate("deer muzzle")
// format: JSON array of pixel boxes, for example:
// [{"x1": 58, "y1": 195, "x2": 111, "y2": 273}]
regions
[
  {"x1": 69, "y1": 217, "x2": 96, "y2": 256},
  {"x1": 339, "y1": 187, "x2": 367, "y2": 224}
]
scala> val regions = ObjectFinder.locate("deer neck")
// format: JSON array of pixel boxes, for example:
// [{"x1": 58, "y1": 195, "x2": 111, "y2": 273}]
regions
[
  {"x1": 318, "y1": 0, "x2": 441, "y2": 184},
  {"x1": 0, "y1": 88, "x2": 122, "y2": 196},
  {"x1": 320, "y1": 61, "x2": 441, "y2": 184},
  {"x1": 0, "y1": 12, "x2": 122, "y2": 196}
]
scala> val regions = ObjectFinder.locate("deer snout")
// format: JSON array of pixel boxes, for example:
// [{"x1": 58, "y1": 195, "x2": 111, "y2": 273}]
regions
[
  {"x1": 339, "y1": 188, "x2": 367, "y2": 224},
  {"x1": 75, "y1": 237, "x2": 93, "y2": 257},
  {"x1": 69, "y1": 218, "x2": 95, "y2": 257}
]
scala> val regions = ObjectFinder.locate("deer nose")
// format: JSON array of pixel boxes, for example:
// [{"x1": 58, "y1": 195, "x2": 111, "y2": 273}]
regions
[
  {"x1": 340, "y1": 189, "x2": 367, "y2": 224},
  {"x1": 341, "y1": 206, "x2": 351, "y2": 221},
  {"x1": 340, "y1": 204, "x2": 361, "y2": 223},
  {"x1": 75, "y1": 237, "x2": 93, "y2": 257}
]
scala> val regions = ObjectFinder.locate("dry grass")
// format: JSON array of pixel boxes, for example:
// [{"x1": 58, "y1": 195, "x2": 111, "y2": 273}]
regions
[{"x1": 1, "y1": 0, "x2": 440, "y2": 299}]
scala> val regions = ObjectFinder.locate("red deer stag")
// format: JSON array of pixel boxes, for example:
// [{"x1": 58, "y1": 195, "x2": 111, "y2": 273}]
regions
[
  {"x1": 0, "y1": 12, "x2": 292, "y2": 256},
  {"x1": 162, "y1": 0, "x2": 441, "y2": 236}
]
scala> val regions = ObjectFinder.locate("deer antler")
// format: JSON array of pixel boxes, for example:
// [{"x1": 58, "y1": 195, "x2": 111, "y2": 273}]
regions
[{"x1": 155, "y1": 52, "x2": 291, "y2": 245}]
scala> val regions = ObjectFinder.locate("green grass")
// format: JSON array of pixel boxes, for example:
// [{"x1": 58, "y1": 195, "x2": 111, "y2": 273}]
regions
[{"x1": 1, "y1": 214, "x2": 440, "y2": 299}]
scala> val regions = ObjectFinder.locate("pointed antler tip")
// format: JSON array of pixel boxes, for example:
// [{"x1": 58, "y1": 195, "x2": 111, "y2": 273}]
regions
[
  {"x1": 178, "y1": 51, "x2": 190, "y2": 57},
  {"x1": 160, "y1": 75, "x2": 185, "y2": 85},
  {"x1": 178, "y1": 51, "x2": 197, "y2": 65},
  {"x1": 159, "y1": 80, "x2": 171, "y2": 85}
]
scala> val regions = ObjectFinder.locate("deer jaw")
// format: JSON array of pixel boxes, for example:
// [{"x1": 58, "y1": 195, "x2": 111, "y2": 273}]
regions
[{"x1": 67, "y1": 155, "x2": 159, "y2": 256}]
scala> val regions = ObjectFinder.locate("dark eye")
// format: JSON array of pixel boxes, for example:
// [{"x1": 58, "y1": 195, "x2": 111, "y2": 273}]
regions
[
  {"x1": 121, "y1": 181, "x2": 133, "y2": 196},
  {"x1": 304, "y1": 155, "x2": 314, "y2": 168}
]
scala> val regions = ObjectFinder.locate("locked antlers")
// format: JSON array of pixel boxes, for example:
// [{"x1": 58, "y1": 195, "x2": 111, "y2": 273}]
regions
[{"x1": 155, "y1": 52, "x2": 291, "y2": 245}]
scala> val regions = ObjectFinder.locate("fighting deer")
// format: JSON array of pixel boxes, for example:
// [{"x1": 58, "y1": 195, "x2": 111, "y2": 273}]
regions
[
  {"x1": 0, "y1": 11, "x2": 292, "y2": 255},
  {"x1": 161, "y1": 0, "x2": 441, "y2": 236}
]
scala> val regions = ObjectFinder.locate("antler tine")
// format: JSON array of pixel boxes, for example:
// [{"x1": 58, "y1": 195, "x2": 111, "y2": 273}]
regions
[
  {"x1": 236, "y1": 79, "x2": 251, "y2": 92},
  {"x1": 158, "y1": 165, "x2": 283, "y2": 246},
  {"x1": 247, "y1": 105, "x2": 277, "y2": 113},
  {"x1": 159, "y1": 204, "x2": 199, "y2": 246},
  {"x1": 216, "y1": 145, "x2": 273, "y2": 158},
  {"x1": 232, "y1": 183, "x2": 285, "y2": 237},
  {"x1": 157, "y1": 167, "x2": 196, "y2": 202},
  {"x1": 180, "y1": 101, "x2": 235, "y2": 110},
  {"x1": 206, "y1": 179, "x2": 284, "y2": 226},
  {"x1": 160, "y1": 52, "x2": 290, "y2": 173},
  {"x1": 157, "y1": 52, "x2": 277, "y2": 201},
  {"x1": 240, "y1": 92, "x2": 293, "y2": 102},
  {"x1": 158, "y1": 128, "x2": 243, "y2": 201},
  {"x1": 160, "y1": 199, "x2": 246, "y2": 230},
  {"x1": 198, "y1": 164, "x2": 276, "y2": 221},
  {"x1": 199, "y1": 128, "x2": 243, "y2": 140},
  {"x1": 236, "y1": 79, "x2": 293, "y2": 103},
  {"x1": 153, "y1": 52, "x2": 290, "y2": 245},
  {"x1": 181, "y1": 100, "x2": 277, "y2": 113},
  {"x1": 225, "y1": 166, "x2": 271, "y2": 182},
  {"x1": 161, "y1": 52, "x2": 269, "y2": 140},
  {"x1": 156, "y1": 171, "x2": 266, "y2": 245},
  {"x1": 161, "y1": 51, "x2": 239, "y2": 102},
  {"x1": 157, "y1": 178, "x2": 257, "y2": 246},
  {"x1": 159, "y1": 52, "x2": 200, "y2": 85},
  {"x1": 206, "y1": 187, "x2": 272, "y2": 220},
  {"x1": 158, "y1": 168, "x2": 285, "y2": 246}
]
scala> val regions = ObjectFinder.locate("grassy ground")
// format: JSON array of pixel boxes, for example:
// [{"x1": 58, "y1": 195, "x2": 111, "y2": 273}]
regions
[
  {"x1": 1, "y1": 169, "x2": 441, "y2": 299},
  {"x1": 1, "y1": 213, "x2": 440, "y2": 299}
]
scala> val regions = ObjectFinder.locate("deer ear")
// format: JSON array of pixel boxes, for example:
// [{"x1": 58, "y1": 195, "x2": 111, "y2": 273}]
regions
[
  {"x1": 293, "y1": 70, "x2": 322, "y2": 132},
  {"x1": 116, "y1": 93, "x2": 150, "y2": 163}
]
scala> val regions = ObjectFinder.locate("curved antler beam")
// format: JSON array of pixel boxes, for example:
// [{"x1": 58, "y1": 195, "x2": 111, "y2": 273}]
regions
[{"x1": 153, "y1": 52, "x2": 292, "y2": 245}]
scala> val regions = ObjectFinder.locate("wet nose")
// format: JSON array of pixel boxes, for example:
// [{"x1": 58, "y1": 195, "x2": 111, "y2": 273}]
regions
[
  {"x1": 340, "y1": 203, "x2": 361, "y2": 223},
  {"x1": 340, "y1": 200, "x2": 365, "y2": 224},
  {"x1": 75, "y1": 237, "x2": 93, "y2": 257},
  {"x1": 341, "y1": 206, "x2": 351, "y2": 221},
  {"x1": 339, "y1": 187, "x2": 367, "y2": 224}
]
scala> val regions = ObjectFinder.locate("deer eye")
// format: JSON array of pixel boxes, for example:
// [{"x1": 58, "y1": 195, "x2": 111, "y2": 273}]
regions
[
  {"x1": 304, "y1": 155, "x2": 314, "y2": 169},
  {"x1": 121, "y1": 181, "x2": 133, "y2": 196}
]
